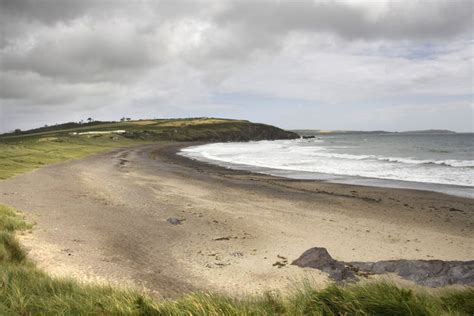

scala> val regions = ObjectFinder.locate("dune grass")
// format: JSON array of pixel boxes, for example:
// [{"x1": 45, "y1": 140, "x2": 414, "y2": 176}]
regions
[
  {"x1": 1, "y1": 205, "x2": 473, "y2": 315},
  {"x1": 155, "y1": 283, "x2": 474, "y2": 315},
  {"x1": 0, "y1": 134, "x2": 150, "y2": 179}
]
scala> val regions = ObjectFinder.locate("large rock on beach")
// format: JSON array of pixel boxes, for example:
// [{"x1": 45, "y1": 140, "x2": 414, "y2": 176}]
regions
[
  {"x1": 291, "y1": 247, "x2": 355, "y2": 281},
  {"x1": 292, "y1": 247, "x2": 474, "y2": 287},
  {"x1": 349, "y1": 259, "x2": 474, "y2": 287}
]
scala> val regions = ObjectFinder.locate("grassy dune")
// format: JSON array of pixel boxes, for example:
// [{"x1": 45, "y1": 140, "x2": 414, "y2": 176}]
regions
[
  {"x1": 0, "y1": 205, "x2": 472, "y2": 314},
  {"x1": 0, "y1": 135, "x2": 149, "y2": 179}
]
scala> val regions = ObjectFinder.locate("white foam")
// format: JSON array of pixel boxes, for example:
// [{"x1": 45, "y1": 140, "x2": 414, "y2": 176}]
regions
[{"x1": 180, "y1": 140, "x2": 474, "y2": 187}]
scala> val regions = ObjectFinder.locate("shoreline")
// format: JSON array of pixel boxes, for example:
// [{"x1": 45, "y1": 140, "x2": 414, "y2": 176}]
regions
[
  {"x1": 177, "y1": 142, "x2": 474, "y2": 199},
  {"x1": 164, "y1": 142, "x2": 474, "y2": 203},
  {"x1": 0, "y1": 142, "x2": 473, "y2": 297}
]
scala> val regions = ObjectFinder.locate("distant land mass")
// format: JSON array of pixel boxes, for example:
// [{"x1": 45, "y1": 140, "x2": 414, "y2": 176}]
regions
[
  {"x1": 1, "y1": 118, "x2": 299, "y2": 142},
  {"x1": 399, "y1": 129, "x2": 457, "y2": 134},
  {"x1": 291, "y1": 129, "x2": 457, "y2": 136}
]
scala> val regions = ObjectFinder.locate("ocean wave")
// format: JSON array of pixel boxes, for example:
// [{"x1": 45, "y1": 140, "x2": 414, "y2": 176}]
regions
[
  {"x1": 374, "y1": 157, "x2": 474, "y2": 168},
  {"x1": 295, "y1": 150, "x2": 474, "y2": 168},
  {"x1": 180, "y1": 139, "x2": 474, "y2": 187}
]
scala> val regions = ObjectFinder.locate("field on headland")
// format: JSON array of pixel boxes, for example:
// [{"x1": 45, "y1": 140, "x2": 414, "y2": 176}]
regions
[{"x1": 0, "y1": 118, "x2": 473, "y2": 314}]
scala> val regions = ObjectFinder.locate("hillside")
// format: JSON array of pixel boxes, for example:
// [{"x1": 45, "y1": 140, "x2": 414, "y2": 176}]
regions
[
  {"x1": 2, "y1": 118, "x2": 298, "y2": 142},
  {"x1": 0, "y1": 118, "x2": 298, "y2": 179}
]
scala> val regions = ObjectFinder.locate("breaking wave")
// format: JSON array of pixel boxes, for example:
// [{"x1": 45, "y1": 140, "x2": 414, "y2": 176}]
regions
[{"x1": 180, "y1": 139, "x2": 474, "y2": 187}]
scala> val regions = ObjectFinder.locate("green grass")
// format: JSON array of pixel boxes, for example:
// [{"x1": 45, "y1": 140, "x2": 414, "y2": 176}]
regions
[
  {"x1": 1, "y1": 205, "x2": 473, "y2": 315},
  {"x1": 0, "y1": 133, "x2": 150, "y2": 179},
  {"x1": 155, "y1": 283, "x2": 474, "y2": 315}
]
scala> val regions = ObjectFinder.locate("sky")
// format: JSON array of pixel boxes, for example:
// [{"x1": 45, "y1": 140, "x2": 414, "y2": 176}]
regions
[{"x1": 0, "y1": 0, "x2": 473, "y2": 133}]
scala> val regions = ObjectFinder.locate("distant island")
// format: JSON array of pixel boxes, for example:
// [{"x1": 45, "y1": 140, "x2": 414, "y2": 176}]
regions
[
  {"x1": 292, "y1": 129, "x2": 457, "y2": 137},
  {"x1": 399, "y1": 129, "x2": 457, "y2": 134}
]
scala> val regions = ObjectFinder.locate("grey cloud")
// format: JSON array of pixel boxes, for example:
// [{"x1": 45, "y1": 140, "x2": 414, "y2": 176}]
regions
[
  {"x1": 166, "y1": 0, "x2": 474, "y2": 73},
  {"x1": 0, "y1": 0, "x2": 472, "y2": 133},
  {"x1": 0, "y1": 0, "x2": 216, "y2": 23},
  {"x1": 0, "y1": 0, "x2": 94, "y2": 47},
  {"x1": 1, "y1": 22, "x2": 158, "y2": 83},
  {"x1": 0, "y1": 0, "x2": 114, "y2": 24},
  {"x1": 216, "y1": 0, "x2": 472, "y2": 41},
  {"x1": 0, "y1": 71, "x2": 118, "y2": 105}
]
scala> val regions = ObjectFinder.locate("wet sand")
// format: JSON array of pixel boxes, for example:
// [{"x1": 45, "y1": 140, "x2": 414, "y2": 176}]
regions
[{"x1": 0, "y1": 142, "x2": 472, "y2": 298}]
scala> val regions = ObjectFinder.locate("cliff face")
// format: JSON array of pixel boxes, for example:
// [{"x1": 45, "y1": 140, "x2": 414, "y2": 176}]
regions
[
  {"x1": 184, "y1": 122, "x2": 299, "y2": 142},
  {"x1": 124, "y1": 122, "x2": 299, "y2": 142},
  {"x1": 235, "y1": 123, "x2": 299, "y2": 141}
]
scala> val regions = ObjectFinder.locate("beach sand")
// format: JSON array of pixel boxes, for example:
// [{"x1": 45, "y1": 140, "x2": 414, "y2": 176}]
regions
[{"x1": 0, "y1": 142, "x2": 472, "y2": 298}]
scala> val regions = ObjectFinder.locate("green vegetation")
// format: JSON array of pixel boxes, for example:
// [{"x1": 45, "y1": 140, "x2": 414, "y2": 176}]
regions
[
  {"x1": 0, "y1": 134, "x2": 150, "y2": 179},
  {"x1": 2, "y1": 117, "x2": 297, "y2": 143},
  {"x1": 1, "y1": 204, "x2": 473, "y2": 315},
  {"x1": 0, "y1": 118, "x2": 297, "y2": 179},
  {"x1": 156, "y1": 283, "x2": 474, "y2": 315}
]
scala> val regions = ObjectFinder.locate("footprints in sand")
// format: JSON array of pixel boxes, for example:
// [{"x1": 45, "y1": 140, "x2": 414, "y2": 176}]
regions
[
  {"x1": 165, "y1": 205, "x2": 294, "y2": 273},
  {"x1": 273, "y1": 255, "x2": 288, "y2": 268},
  {"x1": 197, "y1": 248, "x2": 288, "y2": 270},
  {"x1": 196, "y1": 246, "x2": 291, "y2": 271},
  {"x1": 114, "y1": 152, "x2": 131, "y2": 170},
  {"x1": 60, "y1": 239, "x2": 85, "y2": 257},
  {"x1": 197, "y1": 250, "x2": 236, "y2": 269}
]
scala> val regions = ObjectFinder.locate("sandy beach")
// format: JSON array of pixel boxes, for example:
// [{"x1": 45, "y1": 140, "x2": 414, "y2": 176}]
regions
[{"x1": 0, "y1": 142, "x2": 472, "y2": 298}]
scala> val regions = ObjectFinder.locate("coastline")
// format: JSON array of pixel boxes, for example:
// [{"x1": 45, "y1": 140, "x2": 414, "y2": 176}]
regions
[
  {"x1": 165, "y1": 142, "x2": 474, "y2": 207},
  {"x1": 178, "y1": 141, "x2": 474, "y2": 199},
  {"x1": 0, "y1": 142, "x2": 472, "y2": 297}
]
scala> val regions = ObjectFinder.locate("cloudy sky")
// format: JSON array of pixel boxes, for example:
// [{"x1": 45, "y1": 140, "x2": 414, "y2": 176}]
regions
[{"x1": 0, "y1": 0, "x2": 472, "y2": 133}]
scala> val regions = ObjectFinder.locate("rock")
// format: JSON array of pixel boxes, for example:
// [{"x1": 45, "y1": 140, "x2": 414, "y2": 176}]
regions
[
  {"x1": 292, "y1": 247, "x2": 474, "y2": 287},
  {"x1": 166, "y1": 217, "x2": 183, "y2": 225},
  {"x1": 349, "y1": 260, "x2": 474, "y2": 287},
  {"x1": 291, "y1": 247, "x2": 355, "y2": 281}
]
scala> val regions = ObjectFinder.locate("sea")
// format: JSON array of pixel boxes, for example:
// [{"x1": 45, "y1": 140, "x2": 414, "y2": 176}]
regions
[{"x1": 179, "y1": 133, "x2": 474, "y2": 198}]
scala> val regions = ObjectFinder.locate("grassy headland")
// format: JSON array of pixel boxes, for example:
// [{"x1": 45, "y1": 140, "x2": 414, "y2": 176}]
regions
[{"x1": 0, "y1": 118, "x2": 298, "y2": 179}]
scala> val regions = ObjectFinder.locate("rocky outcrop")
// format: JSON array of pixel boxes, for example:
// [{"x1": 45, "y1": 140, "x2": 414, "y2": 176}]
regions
[
  {"x1": 349, "y1": 260, "x2": 474, "y2": 287},
  {"x1": 292, "y1": 247, "x2": 356, "y2": 281},
  {"x1": 172, "y1": 122, "x2": 300, "y2": 142},
  {"x1": 292, "y1": 247, "x2": 474, "y2": 287}
]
